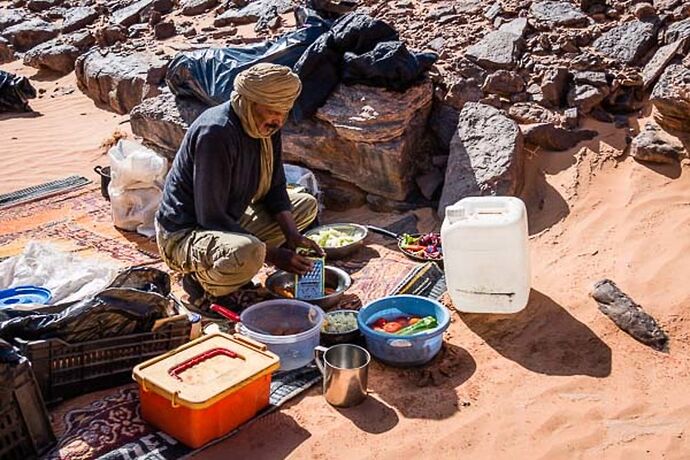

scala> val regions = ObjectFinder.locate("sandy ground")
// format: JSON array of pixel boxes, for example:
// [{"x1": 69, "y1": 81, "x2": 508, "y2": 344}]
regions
[{"x1": 1, "y1": 55, "x2": 689, "y2": 459}]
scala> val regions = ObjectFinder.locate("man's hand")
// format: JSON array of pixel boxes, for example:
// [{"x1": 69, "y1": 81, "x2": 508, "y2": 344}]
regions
[
  {"x1": 284, "y1": 232, "x2": 325, "y2": 257},
  {"x1": 266, "y1": 247, "x2": 314, "y2": 275}
]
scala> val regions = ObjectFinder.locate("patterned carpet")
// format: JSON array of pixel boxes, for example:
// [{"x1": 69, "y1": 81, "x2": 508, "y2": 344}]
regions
[{"x1": 0, "y1": 184, "x2": 421, "y2": 459}]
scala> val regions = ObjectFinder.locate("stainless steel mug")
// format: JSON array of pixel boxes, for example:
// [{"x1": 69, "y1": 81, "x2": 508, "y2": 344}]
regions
[{"x1": 314, "y1": 344, "x2": 370, "y2": 407}]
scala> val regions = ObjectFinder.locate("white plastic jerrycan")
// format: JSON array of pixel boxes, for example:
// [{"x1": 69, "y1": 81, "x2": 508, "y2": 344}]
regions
[{"x1": 441, "y1": 196, "x2": 530, "y2": 314}]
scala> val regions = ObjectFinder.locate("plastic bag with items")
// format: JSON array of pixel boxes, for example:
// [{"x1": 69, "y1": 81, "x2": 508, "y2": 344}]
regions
[
  {"x1": 0, "y1": 241, "x2": 118, "y2": 305},
  {"x1": 0, "y1": 267, "x2": 172, "y2": 343},
  {"x1": 108, "y1": 139, "x2": 168, "y2": 237}
]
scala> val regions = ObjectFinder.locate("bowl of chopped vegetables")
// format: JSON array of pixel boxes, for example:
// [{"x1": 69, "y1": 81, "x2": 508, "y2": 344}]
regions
[
  {"x1": 357, "y1": 295, "x2": 450, "y2": 367},
  {"x1": 321, "y1": 309, "x2": 361, "y2": 346},
  {"x1": 266, "y1": 266, "x2": 352, "y2": 309},
  {"x1": 305, "y1": 223, "x2": 368, "y2": 259}
]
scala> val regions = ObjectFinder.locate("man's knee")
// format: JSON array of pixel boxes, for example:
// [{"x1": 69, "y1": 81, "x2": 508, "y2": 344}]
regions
[
  {"x1": 211, "y1": 234, "x2": 266, "y2": 275},
  {"x1": 292, "y1": 192, "x2": 318, "y2": 228}
]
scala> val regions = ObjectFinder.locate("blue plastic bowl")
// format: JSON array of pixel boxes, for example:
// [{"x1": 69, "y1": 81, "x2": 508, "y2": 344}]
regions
[{"x1": 357, "y1": 295, "x2": 450, "y2": 367}]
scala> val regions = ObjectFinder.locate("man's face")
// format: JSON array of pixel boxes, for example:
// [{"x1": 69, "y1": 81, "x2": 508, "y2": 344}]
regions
[{"x1": 253, "y1": 103, "x2": 289, "y2": 136}]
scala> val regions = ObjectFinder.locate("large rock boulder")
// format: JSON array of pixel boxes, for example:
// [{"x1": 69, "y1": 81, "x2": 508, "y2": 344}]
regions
[
  {"x1": 664, "y1": 17, "x2": 690, "y2": 44},
  {"x1": 111, "y1": 0, "x2": 154, "y2": 27},
  {"x1": 24, "y1": 42, "x2": 79, "y2": 73},
  {"x1": 540, "y1": 67, "x2": 569, "y2": 108},
  {"x1": 130, "y1": 90, "x2": 208, "y2": 158},
  {"x1": 75, "y1": 50, "x2": 168, "y2": 114},
  {"x1": 529, "y1": 1, "x2": 590, "y2": 27},
  {"x1": 522, "y1": 123, "x2": 598, "y2": 151},
  {"x1": 593, "y1": 21, "x2": 657, "y2": 66},
  {"x1": 26, "y1": 0, "x2": 62, "y2": 12},
  {"x1": 181, "y1": 0, "x2": 218, "y2": 16},
  {"x1": 1, "y1": 18, "x2": 58, "y2": 51},
  {"x1": 630, "y1": 122, "x2": 686, "y2": 163},
  {"x1": 642, "y1": 39, "x2": 685, "y2": 89},
  {"x1": 23, "y1": 30, "x2": 93, "y2": 73},
  {"x1": 650, "y1": 64, "x2": 690, "y2": 134},
  {"x1": 568, "y1": 83, "x2": 609, "y2": 114},
  {"x1": 61, "y1": 6, "x2": 98, "y2": 33},
  {"x1": 438, "y1": 102, "x2": 524, "y2": 217},
  {"x1": 482, "y1": 70, "x2": 525, "y2": 95},
  {"x1": 214, "y1": 0, "x2": 293, "y2": 27},
  {"x1": 0, "y1": 9, "x2": 29, "y2": 29},
  {"x1": 508, "y1": 102, "x2": 560, "y2": 124},
  {"x1": 465, "y1": 31, "x2": 524, "y2": 70},
  {"x1": 283, "y1": 81, "x2": 434, "y2": 201}
]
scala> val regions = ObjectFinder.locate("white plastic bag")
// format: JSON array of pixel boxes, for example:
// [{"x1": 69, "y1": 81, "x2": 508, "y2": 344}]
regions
[
  {"x1": 284, "y1": 163, "x2": 321, "y2": 204},
  {"x1": 0, "y1": 241, "x2": 118, "y2": 305},
  {"x1": 108, "y1": 139, "x2": 168, "y2": 236}
]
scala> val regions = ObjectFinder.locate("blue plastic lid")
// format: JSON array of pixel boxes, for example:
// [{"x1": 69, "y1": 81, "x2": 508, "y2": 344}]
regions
[{"x1": 0, "y1": 286, "x2": 52, "y2": 308}]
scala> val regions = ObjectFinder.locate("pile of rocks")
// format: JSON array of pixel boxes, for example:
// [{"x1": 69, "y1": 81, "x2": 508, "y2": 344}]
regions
[{"x1": 2, "y1": 0, "x2": 689, "y2": 214}]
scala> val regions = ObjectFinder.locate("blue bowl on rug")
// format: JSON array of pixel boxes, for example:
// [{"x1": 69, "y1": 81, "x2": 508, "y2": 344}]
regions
[
  {"x1": 0, "y1": 285, "x2": 52, "y2": 308},
  {"x1": 357, "y1": 295, "x2": 450, "y2": 367}
]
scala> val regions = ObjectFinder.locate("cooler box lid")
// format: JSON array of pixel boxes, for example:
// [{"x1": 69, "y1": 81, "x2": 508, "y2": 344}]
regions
[{"x1": 133, "y1": 333, "x2": 279, "y2": 409}]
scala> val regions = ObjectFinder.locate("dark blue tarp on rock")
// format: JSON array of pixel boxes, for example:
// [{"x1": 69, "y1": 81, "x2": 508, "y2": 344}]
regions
[
  {"x1": 165, "y1": 10, "x2": 437, "y2": 121},
  {"x1": 0, "y1": 70, "x2": 36, "y2": 113},
  {"x1": 165, "y1": 13, "x2": 331, "y2": 107}
]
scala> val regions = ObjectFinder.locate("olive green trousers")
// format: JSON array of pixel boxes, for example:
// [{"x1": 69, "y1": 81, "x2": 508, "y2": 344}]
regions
[{"x1": 156, "y1": 191, "x2": 318, "y2": 297}]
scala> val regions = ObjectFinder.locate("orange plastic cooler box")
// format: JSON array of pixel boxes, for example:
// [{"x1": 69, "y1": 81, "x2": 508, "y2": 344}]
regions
[{"x1": 132, "y1": 333, "x2": 280, "y2": 448}]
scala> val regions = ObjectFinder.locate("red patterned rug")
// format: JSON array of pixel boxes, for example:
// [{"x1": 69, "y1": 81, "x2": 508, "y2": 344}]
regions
[{"x1": 1, "y1": 184, "x2": 423, "y2": 459}]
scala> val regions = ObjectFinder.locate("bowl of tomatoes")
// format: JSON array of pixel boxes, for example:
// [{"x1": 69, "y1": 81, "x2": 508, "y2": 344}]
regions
[{"x1": 357, "y1": 295, "x2": 450, "y2": 367}]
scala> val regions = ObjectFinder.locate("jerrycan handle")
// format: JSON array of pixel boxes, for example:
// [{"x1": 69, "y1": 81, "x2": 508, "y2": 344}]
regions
[{"x1": 445, "y1": 206, "x2": 466, "y2": 225}]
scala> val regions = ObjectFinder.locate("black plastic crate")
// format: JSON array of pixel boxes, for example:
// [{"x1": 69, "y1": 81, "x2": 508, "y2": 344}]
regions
[
  {"x1": 0, "y1": 358, "x2": 56, "y2": 460},
  {"x1": 14, "y1": 319, "x2": 191, "y2": 405}
]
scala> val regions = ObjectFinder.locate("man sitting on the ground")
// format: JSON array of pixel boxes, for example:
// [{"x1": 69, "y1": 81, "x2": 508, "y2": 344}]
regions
[{"x1": 155, "y1": 63, "x2": 323, "y2": 308}]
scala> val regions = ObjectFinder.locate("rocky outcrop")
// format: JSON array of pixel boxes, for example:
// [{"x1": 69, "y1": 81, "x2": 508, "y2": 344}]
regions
[
  {"x1": 314, "y1": 173, "x2": 368, "y2": 211},
  {"x1": 0, "y1": 9, "x2": 29, "y2": 29},
  {"x1": 23, "y1": 30, "x2": 93, "y2": 73},
  {"x1": 130, "y1": 90, "x2": 208, "y2": 158},
  {"x1": 630, "y1": 122, "x2": 686, "y2": 164},
  {"x1": 111, "y1": 0, "x2": 154, "y2": 27},
  {"x1": 214, "y1": 0, "x2": 293, "y2": 27},
  {"x1": 154, "y1": 20, "x2": 176, "y2": 39},
  {"x1": 650, "y1": 64, "x2": 690, "y2": 134},
  {"x1": 508, "y1": 102, "x2": 560, "y2": 125},
  {"x1": 642, "y1": 39, "x2": 685, "y2": 89},
  {"x1": 181, "y1": 0, "x2": 218, "y2": 16},
  {"x1": 593, "y1": 21, "x2": 657, "y2": 66},
  {"x1": 465, "y1": 30, "x2": 524, "y2": 70},
  {"x1": 24, "y1": 42, "x2": 79, "y2": 73},
  {"x1": 26, "y1": 0, "x2": 61, "y2": 12},
  {"x1": 482, "y1": 70, "x2": 525, "y2": 95},
  {"x1": 540, "y1": 67, "x2": 569, "y2": 108},
  {"x1": 568, "y1": 84, "x2": 609, "y2": 114},
  {"x1": 1, "y1": 18, "x2": 58, "y2": 51},
  {"x1": 438, "y1": 102, "x2": 524, "y2": 217},
  {"x1": 663, "y1": 17, "x2": 690, "y2": 44},
  {"x1": 529, "y1": 1, "x2": 590, "y2": 28},
  {"x1": 522, "y1": 123, "x2": 598, "y2": 151},
  {"x1": 75, "y1": 50, "x2": 169, "y2": 115},
  {"x1": 283, "y1": 81, "x2": 434, "y2": 201},
  {"x1": 61, "y1": 6, "x2": 98, "y2": 33}
]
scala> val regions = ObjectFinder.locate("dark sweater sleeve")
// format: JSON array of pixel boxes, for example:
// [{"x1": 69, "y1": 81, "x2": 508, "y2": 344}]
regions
[
  {"x1": 260, "y1": 133, "x2": 292, "y2": 216},
  {"x1": 193, "y1": 126, "x2": 248, "y2": 234}
]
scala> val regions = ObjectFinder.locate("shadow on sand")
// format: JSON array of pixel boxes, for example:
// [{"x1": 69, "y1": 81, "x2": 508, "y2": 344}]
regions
[
  {"x1": 196, "y1": 411, "x2": 311, "y2": 460},
  {"x1": 370, "y1": 342, "x2": 476, "y2": 420},
  {"x1": 336, "y1": 395, "x2": 400, "y2": 434},
  {"x1": 460, "y1": 289, "x2": 612, "y2": 377}
]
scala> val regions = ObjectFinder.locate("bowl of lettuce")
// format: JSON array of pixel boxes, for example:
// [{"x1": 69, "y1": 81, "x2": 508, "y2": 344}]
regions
[{"x1": 305, "y1": 223, "x2": 368, "y2": 259}]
